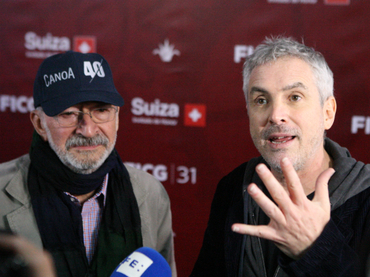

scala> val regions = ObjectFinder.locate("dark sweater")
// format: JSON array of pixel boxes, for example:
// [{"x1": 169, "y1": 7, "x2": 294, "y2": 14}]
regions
[{"x1": 191, "y1": 138, "x2": 370, "y2": 277}]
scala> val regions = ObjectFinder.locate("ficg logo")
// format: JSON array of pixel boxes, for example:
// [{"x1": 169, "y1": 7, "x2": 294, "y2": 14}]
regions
[
  {"x1": 351, "y1": 116, "x2": 370, "y2": 134},
  {"x1": 0, "y1": 95, "x2": 34, "y2": 113},
  {"x1": 234, "y1": 45, "x2": 255, "y2": 63},
  {"x1": 125, "y1": 162, "x2": 168, "y2": 182},
  {"x1": 126, "y1": 162, "x2": 197, "y2": 185}
]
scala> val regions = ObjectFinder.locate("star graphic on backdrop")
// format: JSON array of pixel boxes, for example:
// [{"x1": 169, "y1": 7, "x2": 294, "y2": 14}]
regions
[{"x1": 153, "y1": 39, "x2": 180, "y2": 62}]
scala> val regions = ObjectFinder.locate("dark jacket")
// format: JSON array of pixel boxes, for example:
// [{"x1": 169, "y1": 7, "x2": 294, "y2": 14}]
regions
[{"x1": 191, "y1": 138, "x2": 370, "y2": 277}]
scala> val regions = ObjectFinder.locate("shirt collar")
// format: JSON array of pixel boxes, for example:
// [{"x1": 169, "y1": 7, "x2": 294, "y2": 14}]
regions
[{"x1": 65, "y1": 173, "x2": 109, "y2": 206}]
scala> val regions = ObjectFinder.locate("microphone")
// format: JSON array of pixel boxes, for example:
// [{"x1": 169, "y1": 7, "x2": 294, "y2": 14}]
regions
[{"x1": 110, "y1": 247, "x2": 171, "y2": 277}]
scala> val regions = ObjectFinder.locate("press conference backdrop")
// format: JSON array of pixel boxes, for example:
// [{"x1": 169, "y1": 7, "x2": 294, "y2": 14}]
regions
[{"x1": 1, "y1": 0, "x2": 369, "y2": 275}]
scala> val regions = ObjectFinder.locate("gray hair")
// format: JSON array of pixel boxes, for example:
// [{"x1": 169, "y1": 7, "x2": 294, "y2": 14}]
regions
[
  {"x1": 35, "y1": 106, "x2": 45, "y2": 119},
  {"x1": 242, "y1": 36, "x2": 334, "y2": 106}
]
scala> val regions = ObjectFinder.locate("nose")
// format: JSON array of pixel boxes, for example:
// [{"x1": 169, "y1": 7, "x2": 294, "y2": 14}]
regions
[
  {"x1": 75, "y1": 113, "x2": 99, "y2": 137},
  {"x1": 268, "y1": 101, "x2": 288, "y2": 125}
]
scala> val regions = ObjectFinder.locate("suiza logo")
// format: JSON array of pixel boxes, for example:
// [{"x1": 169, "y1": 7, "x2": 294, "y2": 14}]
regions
[
  {"x1": 184, "y1": 104, "x2": 206, "y2": 127},
  {"x1": 73, "y1": 36, "x2": 96, "y2": 53},
  {"x1": 83, "y1": 60, "x2": 105, "y2": 82},
  {"x1": 152, "y1": 39, "x2": 180, "y2": 62}
]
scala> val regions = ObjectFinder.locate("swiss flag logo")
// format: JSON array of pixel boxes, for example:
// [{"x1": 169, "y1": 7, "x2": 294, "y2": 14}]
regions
[
  {"x1": 73, "y1": 36, "x2": 97, "y2": 53},
  {"x1": 184, "y1": 104, "x2": 206, "y2": 127},
  {"x1": 324, "y1": 0, "x2": 350, "y2": 5}
]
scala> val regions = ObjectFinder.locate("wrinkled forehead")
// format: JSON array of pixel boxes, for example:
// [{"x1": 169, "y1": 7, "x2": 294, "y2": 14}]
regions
[{"x1": 249, "y1": 57, "x2": 315, "y2": 86}]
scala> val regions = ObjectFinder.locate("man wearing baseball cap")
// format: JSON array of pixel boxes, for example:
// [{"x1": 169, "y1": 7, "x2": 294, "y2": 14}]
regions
[{"x1": 0, "y1": 51, "x2": 177, "y2": 277}]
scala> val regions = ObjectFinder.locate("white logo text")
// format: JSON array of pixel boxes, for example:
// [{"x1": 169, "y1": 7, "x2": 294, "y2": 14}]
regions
[
  {"x1": 351, "y1": 116, "x2": 370, "y2": 134},
  {"x1": 25, "y1": 32, "x2": 70, "y2": 52},
  {"x1": 44, "y1": 67, "x2": 75, "y2": 87},
  {"x1": 126, "y1": 162, "x2": 197, "y2": 185},
  {"x1": 0, "y1": 95, "x2": 34, "y2": 113},
  {"x1": 84, "y1": 61, "x2": 105, "y2": 80},
  {"x1": 234, "y1": 45, "x2": 254, "y2": 63},
  {"x1": 131, "y1": 97, "x2": 179, "y2": 117}
]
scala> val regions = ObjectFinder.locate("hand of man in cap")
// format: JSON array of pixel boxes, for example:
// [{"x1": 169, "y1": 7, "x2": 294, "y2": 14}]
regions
[{"x1": 232, "y1": 157, "x2": 335, "y2": 260}]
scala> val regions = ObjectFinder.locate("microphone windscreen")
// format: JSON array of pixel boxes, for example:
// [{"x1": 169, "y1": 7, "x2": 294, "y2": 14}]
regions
[{"x1": 110, "y1": 247, "x2": 171, "y2": 277}]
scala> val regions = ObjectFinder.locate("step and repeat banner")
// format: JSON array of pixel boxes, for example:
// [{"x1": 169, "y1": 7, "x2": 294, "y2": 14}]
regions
[{"x1": 1, "y1": 0, "x2": 369, "y2": 275}]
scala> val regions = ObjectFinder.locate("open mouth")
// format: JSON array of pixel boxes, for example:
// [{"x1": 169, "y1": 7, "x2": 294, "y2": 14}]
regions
[{"x1": 269, "y1": 136, "x2": 296, "y2": 144}]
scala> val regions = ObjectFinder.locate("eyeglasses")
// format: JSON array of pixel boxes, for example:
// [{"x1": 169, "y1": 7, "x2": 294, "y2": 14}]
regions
[{"x1": 54, "y1": 106, "x2": 118, "y2": 127}]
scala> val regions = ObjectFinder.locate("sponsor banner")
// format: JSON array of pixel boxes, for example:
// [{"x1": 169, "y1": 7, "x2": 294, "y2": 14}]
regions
[
  {"x1": 24, "y1": 32, "x2": 97, "y2": 59},
  {"x1": 1, "y1": 1, "x2": 369, "y2": 276},
  {"x1": 130, "y1": 98, "x2": 207, "y2": 128}
]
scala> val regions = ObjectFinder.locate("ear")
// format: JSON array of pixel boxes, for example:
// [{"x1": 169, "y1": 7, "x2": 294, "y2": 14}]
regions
[
  {"x1": 30, "y1": 110, "x2": 48, "y2": 141},
  {"x1": 323, "y1": 96, "x2": 336, "y2": 130}
]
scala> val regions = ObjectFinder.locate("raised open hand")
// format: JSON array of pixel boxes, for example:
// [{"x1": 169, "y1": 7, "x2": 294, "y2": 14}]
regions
[{"x1": 232, "y1": 157, "x2": 335, "y2": 259}]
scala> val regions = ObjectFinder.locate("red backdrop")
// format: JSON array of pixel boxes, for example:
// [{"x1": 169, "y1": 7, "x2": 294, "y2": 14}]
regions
[{"x1": 1, "y1": 0, "x2": 369, "y2": 276}]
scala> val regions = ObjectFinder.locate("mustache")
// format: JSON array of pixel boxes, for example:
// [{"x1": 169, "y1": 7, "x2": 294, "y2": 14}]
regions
[
  {"x1": 261, "y1": 125, "x2": 300, "y2": 140},
  {"x1": 65, "y1": 134, "x2": 109, "y2": 150}
]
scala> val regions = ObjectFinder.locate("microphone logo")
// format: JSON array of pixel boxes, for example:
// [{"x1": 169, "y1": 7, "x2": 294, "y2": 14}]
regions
[
  {"x1": 110, "y1": 247, "x2": 171, "y2": 277},
  {"x1": 116, "y1": 252, "x2": 153, "y2": 277}
]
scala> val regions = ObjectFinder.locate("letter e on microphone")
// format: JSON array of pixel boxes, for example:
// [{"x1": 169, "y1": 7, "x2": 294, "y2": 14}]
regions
[{"x1": 116, "y1": 252, "x2": 153, "y2": 277}]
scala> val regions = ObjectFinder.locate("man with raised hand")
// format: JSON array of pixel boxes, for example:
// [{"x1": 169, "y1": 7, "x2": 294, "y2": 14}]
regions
[{"x1": 191, "y1": 37, "x2": 370, "y2": 277}]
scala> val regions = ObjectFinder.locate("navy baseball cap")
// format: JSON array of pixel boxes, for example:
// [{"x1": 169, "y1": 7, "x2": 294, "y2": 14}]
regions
[{"x1": 33, "y1": 51, "x2": 124, "y2": 116}]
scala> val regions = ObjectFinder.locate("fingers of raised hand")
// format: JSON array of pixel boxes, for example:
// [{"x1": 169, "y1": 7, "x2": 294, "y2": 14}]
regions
[
  {"x1": 255, "y1": 163, "x2": 293, "y2": 213},
  {"x1": 280, "y1": 157, "x2": 307, "y2": 206},
  {"x1": 248, "y1": 183, "x2": 286, "y2": 224},
  {"x1": 237, "y1": 161, "x2": 334, "y2": 259},
  {"x1": 312, "y1": 168, "x2": 335, "y2": 211},
  {"x1": 232, "y1": 223, "x2": 282, "y2": 242}
]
